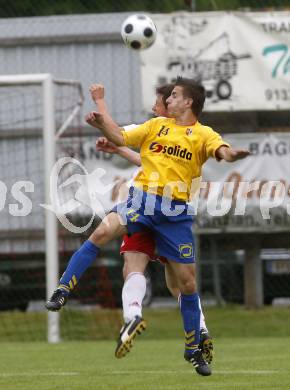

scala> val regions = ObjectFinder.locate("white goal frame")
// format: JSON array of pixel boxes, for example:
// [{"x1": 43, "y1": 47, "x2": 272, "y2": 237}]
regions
[{"x1": 0, "y1": 74, "x2": 83, "y2": 343}]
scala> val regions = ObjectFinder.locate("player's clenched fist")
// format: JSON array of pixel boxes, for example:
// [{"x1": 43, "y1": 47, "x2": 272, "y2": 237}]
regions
[
  {"x1": 85, "y1": 111, "x2": 105, "y2": 129},
  {"x1": 89, "y1": 84, "x2": 104, "y2": 102},
  {"x1": 96, "y1": 137, "x2": 119, "y2": 153}
]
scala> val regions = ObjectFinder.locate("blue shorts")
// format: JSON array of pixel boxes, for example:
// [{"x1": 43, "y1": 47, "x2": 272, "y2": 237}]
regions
[{"x1": 113, "y1": 187, "x2": 195, "y2": 264}]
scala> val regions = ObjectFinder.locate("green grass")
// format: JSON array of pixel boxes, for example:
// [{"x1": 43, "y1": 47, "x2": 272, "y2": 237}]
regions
[
  {"x1": 0, "y1": 337, "x2": 290, "y2": 390},
  {"x1": 1, "y1": 306, "x2": 290, "y2": 389},
  {"x1": 1, "y1": 305, "x2": 290, "y2": 341},
  {"x1": 144, "y1": 305, "x2": 290, "y2": 338}
]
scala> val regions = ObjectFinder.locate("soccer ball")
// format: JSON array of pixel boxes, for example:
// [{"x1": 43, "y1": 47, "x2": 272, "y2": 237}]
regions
[{"x1": 121, "y1": 14, "x2": 157, "y2": 50}]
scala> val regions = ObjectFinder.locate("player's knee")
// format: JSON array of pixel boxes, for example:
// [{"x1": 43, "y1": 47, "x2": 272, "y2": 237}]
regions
[
  {"x1": 89, "y1": 224, "x2": 111, "y2": 246},
  {"x1": 180, "y1": 278, "x2": 197, "y2": 294}
]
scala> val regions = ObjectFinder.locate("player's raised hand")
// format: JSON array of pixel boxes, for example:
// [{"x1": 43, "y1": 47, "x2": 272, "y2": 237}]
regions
[
  {"x1": 89, "y1": 84, "x2": 104, "y2": 102},
  {"x1": 96, "y1": 137, "x2": 119, "y2": 154},
  {"x1": 85, "y1": 111, "x2": 105, "y2": 129}
]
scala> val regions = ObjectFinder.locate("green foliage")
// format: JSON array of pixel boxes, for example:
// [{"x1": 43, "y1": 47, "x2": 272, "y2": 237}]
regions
[
  {"x1": 0, "y1": 0, "x2": 188, "y2": 18},
  {"x1": 196, "y1": 0, "x2": 290, "y2": 10},
  {"x1": 0, "y1": 0, "x2": 289, "y2": 18},
  {"x1": 196, "y1": 0, "x2": 241, "y2": 11}
]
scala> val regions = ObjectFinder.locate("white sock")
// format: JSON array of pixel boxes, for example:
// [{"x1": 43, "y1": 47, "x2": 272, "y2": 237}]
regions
[
  {"x1": 122, "y1": 272, "x2": 146, "y2": 323},
  {"x1": 199, "y1": 296, "x2": 208, "y2": 331}
]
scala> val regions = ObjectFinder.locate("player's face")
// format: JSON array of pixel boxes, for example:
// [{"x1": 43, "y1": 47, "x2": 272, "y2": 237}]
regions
[
  {"x1": 166, "y1": 86, "x2": 191, "y2": 117},
  {"x1": 152, "y1": 94, "x2": 168, "y2": 117}
]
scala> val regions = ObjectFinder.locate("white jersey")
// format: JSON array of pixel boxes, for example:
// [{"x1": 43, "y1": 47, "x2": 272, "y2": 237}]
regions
[{"x1": 123, "y1": 124, "x2": 139, "y2": 131}]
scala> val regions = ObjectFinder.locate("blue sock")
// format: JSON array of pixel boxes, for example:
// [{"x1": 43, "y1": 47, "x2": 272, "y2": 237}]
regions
[
  {"x1": 180, "y1": 293, "x2": 201, "y2": 352},
  {"x1": 59, "y1": 240, "x2": 100, "y2": 294}
]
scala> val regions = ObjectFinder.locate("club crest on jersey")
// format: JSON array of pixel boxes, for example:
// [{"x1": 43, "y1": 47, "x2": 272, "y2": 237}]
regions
[
  {"x1": 186, "y1": 128, "x2": 193, "y2": 136},
  {"x1": 149, "y1": 142, "x2": 192, "y2": 160},
  {"x1": 157, "y1": 125, "x2": 170, "y2": 137},
  {"x1": 179, "y1": 243, "x2": 193, "y2": 259}
]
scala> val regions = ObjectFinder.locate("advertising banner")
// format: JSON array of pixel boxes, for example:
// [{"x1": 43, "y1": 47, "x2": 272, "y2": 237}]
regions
[
  {"x1": 196, "y1": 132, "x2": 290, "y2": 232},
  {"x1": 58, "y1": 133, "x2": 290, "y2": 233},
  {"x1": 141, "y1": 11, "x2": 290, "y2": 112}
]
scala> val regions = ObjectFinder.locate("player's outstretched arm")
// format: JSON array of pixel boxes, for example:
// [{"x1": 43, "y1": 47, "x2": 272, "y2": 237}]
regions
[
  {"x1": 216, "y1": 146, "x2": 250, "y2": 162},
  {"x1": 86, "y1": 83, "x2": 124, "y2": 146},
  {"x1": 85, "y1": 111, "x2": 124, "y2": 146},
  {"x1": 90, "y1": 84, "x2": 108, "y2": 115},
  {"x1": 96, "y1": 137, "x2": 141, "y2": 166},
  {"x1": 118, "y1": 147, "x2": 141, "y2": 166},
  {"x1": 96, "y1": 137, "x2": 119, "y2": 153}
]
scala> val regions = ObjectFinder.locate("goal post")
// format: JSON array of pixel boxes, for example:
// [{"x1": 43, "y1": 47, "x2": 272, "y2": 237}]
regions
[
  {"x1": 0, "y1": 74, "x2": 123, "y2": 343},
  {"x1": 43, "y1": 75, "x2": 59, "y2": 344},
  {"x1": 0, "y1": 74, "x2": 83, "y2": 343}
]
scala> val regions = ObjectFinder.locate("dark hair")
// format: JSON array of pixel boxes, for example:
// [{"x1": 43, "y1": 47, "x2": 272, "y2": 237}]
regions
[
  {"x1": 156, "y1": 83, "x2": 174, "y2": 108},
  {"x1": 175, "y1": 77, "x2": 206, "y2": 117}
]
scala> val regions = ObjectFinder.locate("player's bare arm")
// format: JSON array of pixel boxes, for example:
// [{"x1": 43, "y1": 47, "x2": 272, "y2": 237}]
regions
[
  {"x1": 85, "y1": 111, "x2": 124, "y2": 146},
  {"x1": 96, "y1": 137, "x2": 141, "y2": 166},
  {"x1": 216, "y1": 145, "x2": 250, "y2": 162},
  {"x1": 118, "y1": 147, "x2": 141, "y2": 166},
  {"x1": 96, "y1": 137, "x2": 120, "y2": 153},
  {"x1": 86, "y1": 83, "x2": 125, "y2": 146},
  {"x1": 89, "y1": 84, "x2": 108, "y2": 116}
]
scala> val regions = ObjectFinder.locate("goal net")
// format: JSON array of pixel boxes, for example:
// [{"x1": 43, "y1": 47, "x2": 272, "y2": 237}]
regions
[{"x1": 0, "y1": 74, "x2": 122, "y2": 342}]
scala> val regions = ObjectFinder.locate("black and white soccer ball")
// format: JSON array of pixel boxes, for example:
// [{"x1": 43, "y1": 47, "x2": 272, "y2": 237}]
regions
[{"x1": 121, "y1": 14, "x2": 157, "y2": 50}]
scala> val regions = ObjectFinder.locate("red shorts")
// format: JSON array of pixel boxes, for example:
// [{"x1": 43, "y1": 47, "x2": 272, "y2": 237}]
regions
[{"x1": 120, "y1": 230, "x2": 168, "y2": 264}]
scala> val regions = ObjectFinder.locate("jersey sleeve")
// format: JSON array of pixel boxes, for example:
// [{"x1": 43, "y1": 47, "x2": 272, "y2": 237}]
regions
[
  {"x1": 121, "y1": 120, "x2": 152, "y2": 149},
  {"x1": 204, "y1": 127, "x2": 230, "y2": 160}
]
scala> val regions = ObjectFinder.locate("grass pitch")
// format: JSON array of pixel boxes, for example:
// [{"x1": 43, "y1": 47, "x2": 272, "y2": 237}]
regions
[
  {"x1": 0, "y1": 337, "x2": 290, "y2": 390},
  {"x1": 1, "y1": 306, "x2": 290, "y2": 389}
]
